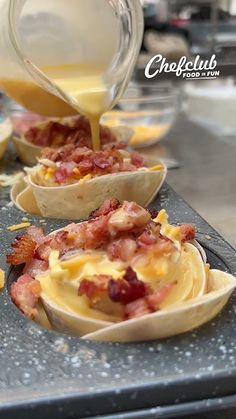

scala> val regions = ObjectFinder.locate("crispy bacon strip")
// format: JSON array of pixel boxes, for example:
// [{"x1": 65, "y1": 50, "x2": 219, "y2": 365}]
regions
[
  {"x1": 125, "y1": 282, "x2": 175, "y2": 319},
  {"x1": 180, "y1": 224, "x2": 196, "y2": 242},
  {"x1": 108, "y1": 267, "x2": 149, "y2": 305},
  {"x1": 106, "y1": 238, "x2": 137, "y2": 262},
  {"x1": 10, "y1": 274, "x2": 41, "y2": 319},
  {"x1": 7, "y1": 235, "x2": 36, "y2": 265},
  {"x1": 89, "y1": 198, "x2": 121, "y2": 220},
  {"x1": 23, "y1": 259, "x2": 48, "y2": 277},
  {"x1": 27, "y1": 226, "x2": 45, "y2": 245},
  {"x1": 78, "y1": 275, "x2": 111, "y2": 302}
]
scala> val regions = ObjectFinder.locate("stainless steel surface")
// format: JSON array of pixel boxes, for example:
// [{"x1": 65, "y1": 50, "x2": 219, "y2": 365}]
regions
[{"x1": 142, "y1": 114, "x2": 236, "y2": 248}]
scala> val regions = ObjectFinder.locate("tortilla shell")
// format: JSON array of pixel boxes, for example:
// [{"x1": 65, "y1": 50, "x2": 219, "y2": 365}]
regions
[
  {"x1": 41, "y1": 294, "x2": 111, "y2": 336},
  {"x1": 83, "y1": 270, "x2": 236, "y2": 342},
  {"x1": 11, "y1": 176, "x2": 41, "y2": 215},
  {"x1": 28, "y1": 163, "x2": 166, "y2": 219},
  {"x1": 39, "y1": 269, "x2": 236, "y2": 342},
  {"x1": 12, "y1": 136, "x2": 42, "y2": 166}
]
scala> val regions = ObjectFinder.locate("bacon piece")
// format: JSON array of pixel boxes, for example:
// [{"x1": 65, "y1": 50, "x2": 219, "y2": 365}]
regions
[
  {"x1": 89, "y1": 199, "x2": 121, "y2": 220},
  {"x1": 108, "y1": 267, "x2": 148, "y2": 305},
  {"x1": 42, "y1": 143, "x2": 144, "y2": 180},
  {"x1": 78, "y1": 275, "x2": 111, "y2": 301},
  {"x1": 25, "y1": 114, "x2": 119, "y2": 149},
  {"x1": 123, "y1": 201, "x2": 151, "y2": 227},
  {"x1": 152, "y1": 239, "x2": 174, "y2": 256},
  {"x1": 85, "y1": 215, "x2": 110, "y2": 249},
  {"x1": 125, "y1": 282, "x2": 175, "y2": 319},
  {"x1": 7, "y1": 235, "x2": 36, "y2": 265},
  {"x1": 64, "y1": 223, "x2": 87, "y2": 248},
  {"x1": 106, "y1": 238, "x2": 137, "y2": 262},
  {"x1": 27, "y1": 226, "x2": 45, "y2": 245},
  {"x1": 94, "y1": 157, "x2": 111, "y2": 170},
  {"x1": 180, "y1": 224, "x2": 196, "y2": 242},
  {"x1": 23, "y1": 259, "x2": 48, "y2": 277},
  {"x1": 130, "y1": 151, "x2": 145, "y2": 167},
  {"x1": 148, "y1": 208, "x2": 159, "y2": 219},
  {"x1": 137, "y1": 231, "x2": 157, "y2": 249},
  {"x1": 118, "y1": 162, "x2": 137, "y2": 172},
  {"x1": 25, "y1": 121, "x2": 72, "y2": 147},
  {"x1": 54, "y1": 162, "x2": 77, "y2": 183},
  {"x1": 145, "y1": 282, "x2": 175, "y2": 310},
  {"x1": 108, "y1": 201, "x2": 151, "y2": 234},
  {"x1": 125, "y1": 298, "x2": 152, "y2": 319},
  {"x1": 10, "y1": 274, "x2": 41, "y2": 319},
  {"x1": 77, "y1": 159, "x2": 94, "y2": 174}
]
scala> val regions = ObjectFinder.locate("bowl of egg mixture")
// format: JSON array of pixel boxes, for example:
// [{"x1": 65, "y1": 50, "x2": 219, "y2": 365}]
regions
[{"x1": 102, "y1": 82, "x2": 179, "y2": 148}]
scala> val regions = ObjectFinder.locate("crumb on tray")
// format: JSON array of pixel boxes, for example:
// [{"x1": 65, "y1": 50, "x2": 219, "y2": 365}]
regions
[
  {"x1": 0, "y1": 269, "x2": 5, "y2": 289},
  {"x1": 7, "y1": 222, "x2": 31, "y2": 232}
]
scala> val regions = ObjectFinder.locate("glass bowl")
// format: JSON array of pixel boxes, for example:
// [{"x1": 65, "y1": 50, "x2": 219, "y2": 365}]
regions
[{"x1": 102, "y1": 82, "x2": 179, "y2": 148}]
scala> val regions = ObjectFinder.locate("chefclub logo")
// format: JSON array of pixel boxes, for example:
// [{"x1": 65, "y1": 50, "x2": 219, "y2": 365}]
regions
[{"x1": 145, "y1": 54, "x2": 220, "y2": 81}]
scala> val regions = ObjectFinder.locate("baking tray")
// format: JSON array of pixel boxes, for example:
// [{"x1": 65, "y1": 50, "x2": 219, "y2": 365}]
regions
[{"x1": 0, "y1": 150, "x2": 236, "y2": 419}]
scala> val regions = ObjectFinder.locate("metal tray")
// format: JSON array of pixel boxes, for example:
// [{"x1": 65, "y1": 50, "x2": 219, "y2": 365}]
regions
[{"x1": 0, "y1": 178, "x2": 236, "y2": 419}]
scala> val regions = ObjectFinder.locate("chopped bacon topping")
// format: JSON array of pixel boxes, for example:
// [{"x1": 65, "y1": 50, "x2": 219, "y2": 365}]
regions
[
  {"x1": 27, "y1": 226, "x2": 45, "y2": 245},
  {"x1": 23, "y1": 259, "x2": 48, "y2": 277},
  {"x1": 85, "y1": 215, "x2": 111, "y2": 249},
  {"x1": 7, "y1": 235, "x2": 36, "y2": 265},
  {"x1": 25, "y1": 115, "x2": 118, "y2": 148},
  {"x1": 152, "y1": 240, "x2": 174, "y2": 256},
  {"x1": 79, "y1": 267, "x2": 175, "y2": 319},
  {"x1": 10, "y1": 274, "x2": 41, "y2": 319},
  {"x1": 25, "y1": 121, "x2": 72, "y2": 147},
  {"x1": 108, "y1": 202, "x2": 151, "y2": 234},
  {"x1": 107, "y1": 238, "x2": 137, "y2": 262},
  {"x1": 41, "y1": 145, "x2": 145, "y2": 184},
  {"x1": 148, "y1": 208, "x2": 159, "y2": 219},
  {"x1": 78, "y1": 275, "x2": 111, "y2": 302},
  {"x1": 89, "y1": 198, "x2": 121, "y2": 220},
  {"x1": 125, "y1": 282, "x2": 175, "y2": 319},
  {"x1": 180, "y1": 224, "x2": 196, "y2": 242},
  {"x1": 7, "y1": 201, "x2": 176, "y2": 269},
  {"x1": 108, "y1": 267, "x2": 149, "y2": 305},
  {"x1": 137, "y1": 230, "x2": 157, "y2": 248},
  {"x1": 130, "y1": 151, "x2": 145, "y2": 167}
]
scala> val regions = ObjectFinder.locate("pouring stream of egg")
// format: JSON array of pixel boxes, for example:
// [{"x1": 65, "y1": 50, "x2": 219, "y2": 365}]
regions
[{"x1": 42, "y1": 63, "x2": 109, "y2": 151}]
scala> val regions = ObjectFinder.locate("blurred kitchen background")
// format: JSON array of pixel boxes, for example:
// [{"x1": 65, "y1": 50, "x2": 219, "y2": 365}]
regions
[{"x1": 0, "y1": 0, "x2": 236, "y2": 247}]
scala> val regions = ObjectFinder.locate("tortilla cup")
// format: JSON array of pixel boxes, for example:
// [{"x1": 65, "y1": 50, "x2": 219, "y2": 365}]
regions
[
  {"x1": 12, "y1": 123, "x2": 133, "y2": 166},
  {"x1": 11, "y1": 157, "x2": 166, "y2": 219},
  {"x1": 42, "y1": 295, "x2": 111, "y2": 336},
  {"x1": 11, "y1": 175, "x2": 41, "y2": 216},
  {"x1": 12, "y1": 135, "x2": 42, "y2": 166},
  {"x1": 0, "y1": 118, "x2": 12, "y2": 160},
  {"x1": 39, "y1": 267, "x2": 236, "y2": 342}
]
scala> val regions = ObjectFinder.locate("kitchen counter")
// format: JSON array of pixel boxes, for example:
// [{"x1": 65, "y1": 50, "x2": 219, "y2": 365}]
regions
[{"x1": 142, "y1": 114, "x2": 236, "y2": 248}]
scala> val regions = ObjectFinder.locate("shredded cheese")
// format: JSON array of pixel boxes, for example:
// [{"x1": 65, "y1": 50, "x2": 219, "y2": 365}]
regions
[
  {"x1": 0, "y1": 172, "x2": 23, "y2": 187},
  {"x1": 7, "y1": 222, "x2": 31, "y2": 232},
  {"x1": 149, "y1": 164, "x2": 164, "y2": 171},
  {"x1": 0, "y1": 269, "x2": 5, "y2": 289}
]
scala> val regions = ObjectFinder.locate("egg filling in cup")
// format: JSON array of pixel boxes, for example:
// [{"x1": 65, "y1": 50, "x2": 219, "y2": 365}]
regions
[
  {"x1": 7, "y1": 200, "x2": 236, "y2": 342},
  {"x1": 11, "y1": 145, "x2": 166, "y2": 219}
]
